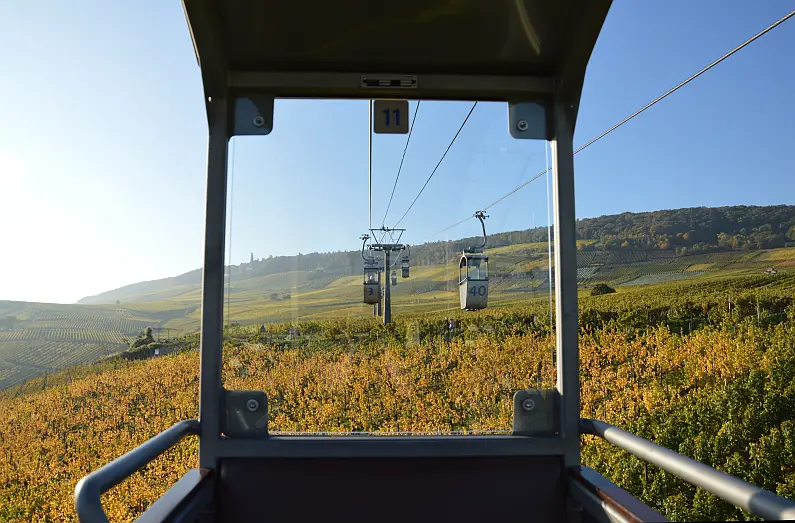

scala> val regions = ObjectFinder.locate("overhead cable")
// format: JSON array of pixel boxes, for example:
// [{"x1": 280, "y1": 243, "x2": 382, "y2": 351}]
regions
[
  {"x1": 382, "y1": 101, "x2": 421, "y2": 226},
  {"x1": 427, "y1": 9, "x2": 795, "y2": 238},
  {"x1": 394, "y1": 102, "x2": 478, "y2": 227}
]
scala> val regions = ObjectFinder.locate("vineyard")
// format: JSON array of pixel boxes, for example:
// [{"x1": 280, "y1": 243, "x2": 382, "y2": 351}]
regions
[
  {"x1": 0, "y1": 303, "x2": 166, "y2": 389},
  {"x1": 575, "y1": 248, "x2": 794, "y2": 286},
  {"x1": 0, "y1": 341, "x2": 120, "y2": 369},
  {"x1": 1, "y1": 248, "x2": 793, "y2": 389},
  {"x1": 0, "y1": 274, "x2": 794, "y2": 521},
  {"x1": 621, "y1": 271, "x2": 706, "y2": 286}
]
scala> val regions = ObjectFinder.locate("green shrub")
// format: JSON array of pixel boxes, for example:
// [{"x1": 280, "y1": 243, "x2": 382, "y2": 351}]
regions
[{"x1": 591, "y1": 283, "x2": 616, "y2": 296}]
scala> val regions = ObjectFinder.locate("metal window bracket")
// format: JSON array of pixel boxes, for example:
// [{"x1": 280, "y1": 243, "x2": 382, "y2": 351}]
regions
[
  {"x1": 232, "y1": 94, "x2": 274, "y2": 136},
  {"x1": 508, "y1": 101, "x2": 551, "y2": 140},
  {"x1": 222, "y1": 390, "x2": 269, "y2": 439},
  {"x1": 512, "y1": 389, "x2": 559, "y2": 436}
]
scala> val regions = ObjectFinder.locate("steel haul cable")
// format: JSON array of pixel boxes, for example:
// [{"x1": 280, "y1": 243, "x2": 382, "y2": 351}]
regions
[
  {"x1": 394, "y1": 102, "x2": 478, "y2": 227},
  {"x1": 382, "y1": 101, "x2": 421, "y2": 226},
  {"x1": 427, "y1": 10, "x2": 795, "y2": 238}
]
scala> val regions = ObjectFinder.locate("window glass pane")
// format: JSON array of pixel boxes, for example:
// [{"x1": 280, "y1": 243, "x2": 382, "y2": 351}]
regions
[{"x1": 223, "y1": 99, "x2": 554, "y2": 434}]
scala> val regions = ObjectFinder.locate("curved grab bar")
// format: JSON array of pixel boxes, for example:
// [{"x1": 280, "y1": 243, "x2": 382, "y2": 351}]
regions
[
  {"x1": 74, "y1": 419, "x2": 200, "y2": 523},
  {"x1": 581, "y1": 418, "x2": 795, "y2": 521}
]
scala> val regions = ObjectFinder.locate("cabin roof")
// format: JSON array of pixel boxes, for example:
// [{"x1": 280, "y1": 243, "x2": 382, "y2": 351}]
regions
[{"x1": 182, "y1": 0, "x2": 611, "y2": 121}]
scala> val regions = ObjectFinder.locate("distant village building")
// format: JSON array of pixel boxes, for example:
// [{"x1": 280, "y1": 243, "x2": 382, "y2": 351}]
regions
[{"x1": 764, "y1": 267, "x2": 778, "y2": 275}]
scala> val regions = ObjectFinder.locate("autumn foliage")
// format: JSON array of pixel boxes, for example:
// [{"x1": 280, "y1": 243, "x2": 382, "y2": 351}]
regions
[{"x1": 1, "y1": 274, "x2": 794, "y2": 521}]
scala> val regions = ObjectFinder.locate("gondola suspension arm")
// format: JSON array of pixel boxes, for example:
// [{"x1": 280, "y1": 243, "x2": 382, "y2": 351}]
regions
[
  {"x1": 360, "y1": 234, "x2": 372, "y2": 263},
  {"x1": 474, "y1": 211, "x2": 488, "y2": 251}
]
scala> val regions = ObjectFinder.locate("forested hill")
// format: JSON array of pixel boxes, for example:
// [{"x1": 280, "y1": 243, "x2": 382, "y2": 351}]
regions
[
  {"x1": 417, "y1": 205, "x2": 795, "y2": 262},
  {"x1": 79, "y1": 205, "x2": 795, "y2": 304},
  {"x1": 575, "y1": 205, "x2": 795, "y2": 253}
]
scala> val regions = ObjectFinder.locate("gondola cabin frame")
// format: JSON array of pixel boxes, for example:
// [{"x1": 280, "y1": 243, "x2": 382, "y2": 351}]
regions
[
  {"x1": 79, "y1": 3, "x2": 795, "y2": 522},
  {"x1": 363, "y1": 266, "x2": 381, "y2": 304},
  {"x1": 459, "y1": 251, "x2": 489, "y2": 310}
]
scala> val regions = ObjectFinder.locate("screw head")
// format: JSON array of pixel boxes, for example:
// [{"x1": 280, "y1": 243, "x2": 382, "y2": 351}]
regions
[
  {"x1": 245, "y1": 398, "x2": 260, "y2": 412},
  {"x1": 252, "y1": 115, "x2": 265, "y2": 127},
  {"x1": 516, "y1": 119, "x2": 528, "y2": 132},
  {"x1": 522, "y1": 398, "x2": 536, "y2": 412}
]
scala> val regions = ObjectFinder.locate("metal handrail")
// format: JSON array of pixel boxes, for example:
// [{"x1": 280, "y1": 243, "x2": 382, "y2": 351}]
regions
[
  {"x1": 72, "y1": 416, "x2": 795, "y2": 521},
  {"x1": 74, "y1": 419, "x2": 200, "y2": 523},
  {"x1": 581, "y1": 418, "x2": 795, "y2": 521}
]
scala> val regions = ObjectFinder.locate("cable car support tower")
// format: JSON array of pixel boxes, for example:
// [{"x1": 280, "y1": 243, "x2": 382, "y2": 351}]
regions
[{"x1": 368, "y1": 227, "x2": 406, "y2": 325}]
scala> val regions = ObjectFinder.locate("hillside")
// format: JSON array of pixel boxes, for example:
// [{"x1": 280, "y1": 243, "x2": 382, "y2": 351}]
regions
[
  {"x1": 576, "y1": 205, "x2": 795, "y2": 253},
  {"x1": 4, "y1": 245, "x2": 792, "y2": 391},
  {"x1": 2, "y1": 205, "x2": 794, "y2": 391},
  {"x1": 0, "y1": 301, "x2": 195, "y2": 389},
  {"x1": 2, "y1": 275, "x2": 795, "y2": 521},
  {"x1": 78, "y1": 205, "x2": 795, "y2": 305}
]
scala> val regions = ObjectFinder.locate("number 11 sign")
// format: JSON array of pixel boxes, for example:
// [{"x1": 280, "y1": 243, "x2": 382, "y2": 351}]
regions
[{"x1": 373, "y1": 99, "x2": 409, "y2": 134}]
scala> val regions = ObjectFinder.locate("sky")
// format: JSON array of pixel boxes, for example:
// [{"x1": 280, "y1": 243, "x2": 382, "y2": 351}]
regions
[{"x1": 0, "y1": 1, "x2": 793, "y2": 304}]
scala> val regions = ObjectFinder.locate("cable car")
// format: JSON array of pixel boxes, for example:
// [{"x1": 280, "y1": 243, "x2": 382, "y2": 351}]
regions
[
  {"x1": 459, "y1": 211, "x2": 489, "y2": 310},
  {"x1": 459, "y1": 252, "x2": 488, "y2": 310},
  {"x1": 391, "y1": 270, "x2": 398, "y2": 286},
  {"x1": 401, "y1": 246, "x2": 410, "y2": 278},
  {"x1": 361, "y1": 234, "x2": 381, "y2": 305},
  {"x1": 74, "y1": 2, "x2": 795, "y2": 522},
  {"x1": 363, "y1": 265, "x2": 381, "y2": 304}
]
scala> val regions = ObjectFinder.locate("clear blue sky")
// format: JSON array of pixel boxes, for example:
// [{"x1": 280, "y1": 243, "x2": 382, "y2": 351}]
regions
[{"x1": 1, "y1": 1, "x2": 793, "y2": 304}]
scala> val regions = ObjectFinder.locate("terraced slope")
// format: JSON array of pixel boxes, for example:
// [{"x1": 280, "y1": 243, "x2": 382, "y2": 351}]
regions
[
  {"x1": 2, "y1": 245, "x2": 794, "y2": 390},
  {"x1": 0, "y1": 302, "x2": 168, "y2": 389}
]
